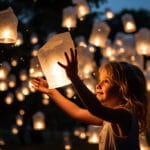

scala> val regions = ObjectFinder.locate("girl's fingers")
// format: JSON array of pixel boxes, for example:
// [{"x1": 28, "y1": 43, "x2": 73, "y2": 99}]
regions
[
  {"x1": 64, "y1": 52, "x2": 70, "y2": 64},
  {"x1": 57, "y1": 61, "x2": 66, "y2": 69}
]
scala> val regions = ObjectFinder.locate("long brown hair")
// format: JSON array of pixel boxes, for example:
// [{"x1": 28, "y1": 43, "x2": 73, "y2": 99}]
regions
[{"x1": 100, "y1": 61, "x2": 148, "y2": 133}]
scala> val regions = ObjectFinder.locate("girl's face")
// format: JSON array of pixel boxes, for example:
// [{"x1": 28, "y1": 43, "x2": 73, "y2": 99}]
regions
[{"x1": 96, "y1": 68, "x2": 120, "y2": 107}]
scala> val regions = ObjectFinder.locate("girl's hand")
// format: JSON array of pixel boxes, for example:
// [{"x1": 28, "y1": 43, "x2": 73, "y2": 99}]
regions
[
  {"x1": 58, "y1": 48, "x2": 78, "y2": 79},
  {"x1": 31, "y1": 77, "x2": 50, "y2": 94}
]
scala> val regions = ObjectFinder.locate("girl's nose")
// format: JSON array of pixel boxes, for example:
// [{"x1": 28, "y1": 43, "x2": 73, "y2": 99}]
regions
[{"x1": 96, "y1": 83, "x2": 101, "y2": 89}]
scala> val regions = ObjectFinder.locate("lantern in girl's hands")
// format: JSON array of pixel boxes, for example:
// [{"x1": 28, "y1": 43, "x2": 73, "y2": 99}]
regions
[
  {"x1": 37, "y1": 32, "x2": 75, "y2": 89},
  {"x1": 0, "y1": 7, "x2": 18, "y2": 44}
]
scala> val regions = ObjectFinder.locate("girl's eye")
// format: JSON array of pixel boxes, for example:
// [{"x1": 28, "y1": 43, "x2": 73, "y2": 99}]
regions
[{"x1": 100, "y1": 79, "x2": 109, "y2": 85}]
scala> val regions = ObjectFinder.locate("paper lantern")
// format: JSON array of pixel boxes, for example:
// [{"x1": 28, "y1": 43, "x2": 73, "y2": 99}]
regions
[
  {"x1": 16, "y1": 115, "x2": 23, "y2": 126},
  {"x1": 38, "y1": 32, "x2": 75, "y2": 89},
  {"x1": 89, "y1": 20, "x2": 110, "y2": 48},
  {"x1": 33, "y1": 111, "x2": 45, "y2": 130},
  {"x1": 29, "y1": 57, "x2": 43, "y2": 78},
  {"x1": 5, "y1": 92, "x2": 14, "y2": 105},
  {"x1": 0, "y1": 7, "x2": 18, "y2": 43},
  {"x1": 62, "y1": 6, "x2": 77, "y2": 30},
  {"x1": 87, "y1": 125, "x2": 101, "y2": 144},
  {"x1": 76, "y1": 0, "x2": 90, "y2": 20},
  {"x1": 121, "y1": 13, "x2": 136, "y2": 33},
  {"x1": 105, "y1": 8, "x2": 114, "y2": 19},
  {"x1": 135, "y1": 28, "x2": 150, "y2": 56},
  {"x1": 0, "y1": 61, "x2": 11, "y2": 80}
]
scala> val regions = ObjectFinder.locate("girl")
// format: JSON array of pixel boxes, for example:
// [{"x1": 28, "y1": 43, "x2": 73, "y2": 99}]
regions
[{"x1": 31, "y1": 48, "x2": 147, "y2": 150}]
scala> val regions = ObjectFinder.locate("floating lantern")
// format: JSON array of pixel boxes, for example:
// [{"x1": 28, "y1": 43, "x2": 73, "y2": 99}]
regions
[
  {"x1": 19, "y1": 69, "x2": 28, "y2": 81},
  {"x1": 11, "y1": 126, "x2": 18, "y2": 135},
  {"x1": 5, "y1": 92, "x2": 14, "y2": 105},
  {"x1": 0, "y1": 81, "x2": 8, "y2": 91},
  {"x1": 121, "y1": 13, "x2": 136, "y2": 33},
  {"x1": 89, "y1": 20, "x2": 110, "y2": 48},
  {"x1": 0, "y1": 61, "x2": 11, "y2": 80},
  {"x1": 30, "y1": 33, "x2": 38, "y2": 44},
  {"x1": 37, "y1": 32, "x2": 75, "y2": 89},
  {"x1": 135, "y1": 28, "x2": 150, "y2": 56},
  {"x1": 15, "y1": 32, "x2": 23, "y2": 46},
  {"x1": 0, "y1": 7, "x2": 18, "y2": 44},
  {"x1": 101, "y1": 40, "x2": 116, "y2": 60},
  {"x1": 87, "y1": 125, "x2": 101, "y2": 144},
  {"x1": 77, "y1": 46, "x2": 97, "y2": 79},
  {"x1": 33, "y1": 111, "x2": 45, "y2": 130},
  {"x1": 105, "y1": 8, "x2": 114, "y2": 19},
  {"x1": 76, "y1": 0, "x2": 90, "y2": 20},
  {"x1": 62, "y1": 6, "x2": 77, "y2": 30},
  {"x1": 16, "y1": 115, "x2": 23, "y2": 126},
  {"x1": 29, "y1": 57, "x2": 43, "y2": 78},
  {"x1": 8, "y1": 74, "x2": 16, "y2": 88}
]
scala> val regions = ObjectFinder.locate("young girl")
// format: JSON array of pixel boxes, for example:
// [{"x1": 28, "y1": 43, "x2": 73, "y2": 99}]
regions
[{"x1": 31, "y1": 48, "x2": 147, "y2": 150}]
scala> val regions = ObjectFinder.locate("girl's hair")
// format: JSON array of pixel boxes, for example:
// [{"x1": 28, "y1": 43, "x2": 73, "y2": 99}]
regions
[{"x1": 99, "y1": 61, "x2": 148, "y2": 133}]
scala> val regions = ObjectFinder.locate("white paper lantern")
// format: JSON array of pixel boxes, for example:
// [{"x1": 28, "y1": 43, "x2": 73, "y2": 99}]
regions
[
  {"x1": 87, "y1": 125, "x2": 102, "y2": 144},
  {"x1": 29, "y1": 57, "x2": 44, "y2": 78},
  {"x1": 0, "y1": 7, "x2": 18, "y2": 43},
  {"x1": 76, "y1": 1, "x2": 90, "y2": 20},
  {"x1": 105, "y1": 8, "x2": 114, "y2": 19},
  {"x1": 62, "y1": 6, "x2": 77, "y2": 30},
  {"x1": 121, "y1": 13, "x2": 136, "y2": 33},
  {"x1": 38, "y1": 32, "x2": 75, "y2": 89},
  {"x1": 33, "y1": 111, "x2": 45, "y2": 130},
  {"x1": 135, "y1": 28, "x2": 150, "y2": 56},
  {"x1": 89, "y1": 20, "x2": 110, "y2": 48}
]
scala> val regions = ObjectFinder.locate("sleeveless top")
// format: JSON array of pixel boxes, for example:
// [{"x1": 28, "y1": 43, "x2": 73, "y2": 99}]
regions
[{"x1": 99, "y1": 115, "x2": 140, "y2": 150}]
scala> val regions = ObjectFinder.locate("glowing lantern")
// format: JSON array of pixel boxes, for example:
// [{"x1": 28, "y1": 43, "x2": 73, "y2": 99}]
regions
[
  {"x1": 19, "y1": 69, "x2": 28, "y2": 81},
  {"x1": 11, "y1": 126, "x2": 18, "y2": 135},
  {"x1": 135, "y1": 28, "x2": 150, "y2": 56},
  {"x1": 105, "y1": 8, "x2": 114, "y2": 19},
  {"x1": 0, "y1": 7, "x2": 18, "y2": 43},
  {"x1": 33, "y1": 111, "x2": 45, "y2": 130},
  {"x1": 16, "y1": 115, "x2": 23, "y2": 126},
  {"x1": 30, "y1": 33, "x2": 38, "y2": 44},
  {"x1": 15, "y1": 88, "x2": 25, "y2": 101},
  {"x1": 121, "y1": 13, "x2": 136, "y2": 33},
  {"x1": 0, "y1": 61, "x2": 11, "y2": 80},
  {"x1": 15, "y1": 32, "x2": 23, "y2": 46},
  {"x1": 89, "y1": 20, "x2": 110, "y2": 48},
  {"x1": 101, "y1": 40, "x2": 116, "y2": 60},
  {"x1": 87, "y1": 125, "x2": 101, "y2": 144},
  {"x1": 8, "y1": 74, "x2": 16, "y2": 88},
  {"x1": 62, "y1": 6, "x2": 76, "y2": 30},
  {"x1": 0, "y1": 81, "x2": 8, "y2": 91},
  {"x1": 76, "y1": 0, "x2": 90, "y2": 20},
  {"x1": 38, "y1": 32, "x2": 75, "y2": 89},
  {"x1": 5, "y1": 92, "x2": 14, "y2": 105},
  {"x1": 29, "y1": 57, "x2": 43, "y2": 78},
  {"x1": 77, "y1": 46, "x2": 97, "y2": 79}
]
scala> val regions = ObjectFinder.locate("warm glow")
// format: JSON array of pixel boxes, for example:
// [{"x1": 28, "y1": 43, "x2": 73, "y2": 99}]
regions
[
  {"x1": 33, "y1": 112, "x2": 45, "y2": 130},
  {"x1": 11, "y1": 127, "x2": 18, "y2": 135},
  {"x1": 88, "y1": 133, "x2": 99, "y2": 144},
  {"x1": 0, "y1": 81, "x2": 8, "y2": 91},
  {"x1": 2, "y1": 29, "x2": 11, "y2": 39},
  {"x1": 125, "y1": 21, "x2": 136, "y2": 32},
  {"x1": 16, "y1": 115, "x2": 23, "y2": 126},
  {"x1": 0, "y1": 7, "x2": 18, "y2": 43}
]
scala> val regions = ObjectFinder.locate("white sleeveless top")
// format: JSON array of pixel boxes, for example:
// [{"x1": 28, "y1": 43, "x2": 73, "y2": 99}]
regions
[{"x1": 99, "y1": 115, "x2": 140, "y2": 150}]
